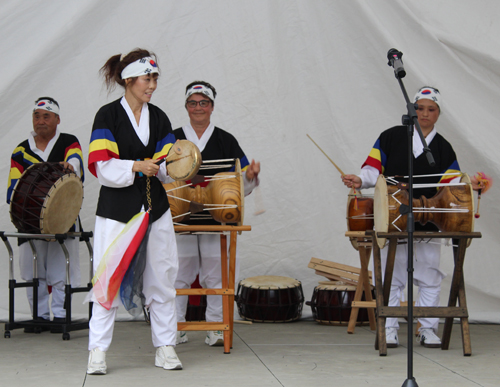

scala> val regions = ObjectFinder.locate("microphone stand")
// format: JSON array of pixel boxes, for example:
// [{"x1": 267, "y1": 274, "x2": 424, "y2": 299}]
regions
[{"x1": 390, "y1": 61, "x2": 435, "y2": 387}]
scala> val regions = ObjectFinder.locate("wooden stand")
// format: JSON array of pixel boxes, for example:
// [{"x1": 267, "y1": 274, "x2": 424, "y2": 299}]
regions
[
  {"x1": 372, "y1": 231, "x2": 482, "y2": 356},
  {"x1": 344, "y1": 231, "x2": 377, "y2": 333},
  {"x1": 174, "y1": 225, "x2": 251, "y2": 354}
]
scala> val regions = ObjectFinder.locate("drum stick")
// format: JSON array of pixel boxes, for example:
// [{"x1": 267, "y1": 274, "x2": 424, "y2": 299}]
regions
[
  {"x1": 306, "y1": 134, "x2": 345, "y2": 177},
  {"x1": 253, "y1": 185, "x2": 266, "y2": 215}
]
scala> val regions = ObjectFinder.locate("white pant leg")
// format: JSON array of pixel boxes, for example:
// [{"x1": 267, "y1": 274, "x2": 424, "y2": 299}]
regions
[
  {"x1": 380, "y1": 244, "x2": 408, "y2": 330},
  {"x1": 414, "y1": 241, "x2": 444, "y2": 332},
  {"x1": 88, "y1": 303, "x2": 118, "y2": 351},
  {"x1": 19, "y1": 241, "x2": 50, "y2": 319},
  {"x1": 199, "y1": 234, "x2": 240, "y2": 322},
  {"x1": 88, "y1": 217, "x2": 126, "y2": 348},
  {"x1": 199, "y1": 234, "x2": 223, "y2": 322},
  {"x1": 174, "y1": 234, "x2": 201, "y2": 323},
  {"x1": 143, "y1": 210, "x2": 178, "y2": 347},
  {"x1": 45, "y1": 237, "x2": 80, "y2": 318}
]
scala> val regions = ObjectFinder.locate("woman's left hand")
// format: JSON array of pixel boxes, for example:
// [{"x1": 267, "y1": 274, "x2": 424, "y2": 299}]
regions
[{"x1": 245, "y1": 159, "x2": 261, "y2": 181}]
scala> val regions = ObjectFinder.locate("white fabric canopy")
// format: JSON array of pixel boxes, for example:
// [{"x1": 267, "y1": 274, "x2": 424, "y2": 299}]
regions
[{"x1": 1, "y1": 0, "x2": 499, "y2": 323}]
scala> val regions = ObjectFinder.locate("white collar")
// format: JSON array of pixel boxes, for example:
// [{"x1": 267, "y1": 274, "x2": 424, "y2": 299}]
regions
[
  {"x1": 121, "y1": 97, "x2": 150, "y2": 146},
  {"x1": 181, "y1": 123, "x2": 215, "y2": 152},
  {"x1": 413, "y1": 126, "x2": 437, "y2": 158},
  {"x1": 29, "y1": 128, "x2": 61, "y2": 160}
]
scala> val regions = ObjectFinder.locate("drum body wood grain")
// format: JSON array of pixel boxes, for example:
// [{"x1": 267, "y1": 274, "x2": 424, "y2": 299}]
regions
[
  {"x1": 374, "y1": 174, "x2": 474, "y2": 248},
  {"x1": 164, "y1": 159, "x2": 243, "y2": 224}
]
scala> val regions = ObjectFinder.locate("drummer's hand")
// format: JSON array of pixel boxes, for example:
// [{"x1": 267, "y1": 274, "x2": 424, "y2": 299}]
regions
[
  {"x1": 59, "y1": 161, "x2": 74, "y2": 172},
  {"x1": 245, "y1": 160, "x2": 260, "y2": 181},
  {"x1": 470, "y1": 175, "x2": 480, "y2": 191},
  {"x1": 341, "y1": 174, "x2": 362, "y2": 189},
  {"x1": 133, "y1": 159, "x2": 160, "y2": 177}
]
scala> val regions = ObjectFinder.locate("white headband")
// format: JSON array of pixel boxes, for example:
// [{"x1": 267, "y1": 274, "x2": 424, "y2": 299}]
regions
[
  {"x1": 33, "y1": 98, "x2": 60, "y2": 115},
  {"x1": 121, "y1": 57, "x2": 159, "y2": 80},
  {"x1": 185, "y1": 84, "x2": 215, "y2": 101},
  {"x1": 414, "y1": 87, "x2": 441, "y2": 108}
]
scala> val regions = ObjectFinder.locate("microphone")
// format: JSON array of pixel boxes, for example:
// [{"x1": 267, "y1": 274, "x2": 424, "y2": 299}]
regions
[{"x1": 387, "y1": 48, "x2": 406, "y2": 78}]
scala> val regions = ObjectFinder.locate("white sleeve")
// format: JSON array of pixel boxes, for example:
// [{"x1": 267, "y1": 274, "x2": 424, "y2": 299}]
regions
[
  {"x1": 156, "y1": 161, "x2": 174, "y2": 184},
  {"x1": 96, "y1": 159, "x2": 135, "y2": 188},
  {"x1": 68, "y1": 158, "x2": 81, "y2": 179},
  {"x1": 358, "y1": 165, "x2": 380, "y2": 189},
  {"x1": 243, "y1": 171, "x2": 260, "y2": 196}
]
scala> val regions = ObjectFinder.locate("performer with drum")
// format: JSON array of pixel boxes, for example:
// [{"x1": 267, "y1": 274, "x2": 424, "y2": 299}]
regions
[
  {"x1": 6, "y1": 97, "x2": 84, "y2": 333},
  {"x1": 342, "y1": 86, "x2": 482, "y2": 349},
  {"x1": 173, "y1": 81, "x2": 260, "y2": 346},
  {"x1": 87, "y1": 49, "x2": 182, "y2": 374}
]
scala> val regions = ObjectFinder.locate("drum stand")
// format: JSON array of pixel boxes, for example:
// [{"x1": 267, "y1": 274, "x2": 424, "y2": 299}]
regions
[
  {"x1": 344, "y1": 231, "x2": 377, "y2": 333},
  {"x1": 1, "y1": 231, "x2": 94, "y2": 340},
  {"x1": 371, "y1": 231, "x2": 482, "y2": 357},
  {"x1": 174, "y1": 224, "x2": 251, "y2": 354}
]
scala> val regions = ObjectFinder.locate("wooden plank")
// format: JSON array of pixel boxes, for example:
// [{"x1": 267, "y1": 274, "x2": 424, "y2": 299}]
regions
[
  {"x1": 310, "y1": 257, "x2": 372, "y2": 278},
  {"x1": 352, "y1": 301, "x2": 376, "y2": 308},
  {"x1": 308, "y1": 262, "x2": 361, "y2": 282},
  {"x1": 314, "y1": 270, "x2": 359, "y2": 286},
  {"x1": 178, "y1": 322, "x2": 229, "y2": 331},
  {"x1": 378, "y1": 306, "x2": 468, "y2": 318},
  {"x1": 176, "y1": 288, "x2": 233, "y2": 296}
]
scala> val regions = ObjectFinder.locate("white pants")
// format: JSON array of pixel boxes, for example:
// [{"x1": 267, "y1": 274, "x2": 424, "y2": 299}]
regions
[
  {"x1": 88, "y1": 210, "x2": 178, "y2": 351},
  {"x1": 381, "y1": 240, "x2": 445, "y2": 332},
  {"x1": 19, "y1": 238, "x2": 80, "y2": 320},
  {"x1": 174, "y1": 234, "x2": 239, "y2": 322}
]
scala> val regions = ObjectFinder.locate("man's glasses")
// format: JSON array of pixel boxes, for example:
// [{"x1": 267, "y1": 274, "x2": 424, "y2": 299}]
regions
[{"x1": 186, "y1": 100, "x2": 211, "y2": 108}]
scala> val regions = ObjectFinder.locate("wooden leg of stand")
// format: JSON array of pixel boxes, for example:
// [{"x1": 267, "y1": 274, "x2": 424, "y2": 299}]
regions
[
  {"x1": 347, "y1": 242, "x2": 374, "y2": 333},
  {"x1": 228, "y1": 231, "x2": 237, "y2": 349},
  {"x1": 220, "y1": 234, "x2": 231, "y2": 354},
  {"x1": 347, "y1": 252, "x2": 364, "y2": 334},
  {"x1": 442, "y1": 238, "x2": 471, "y2": 355},
  {"x1": 361, "y1": 245, "x2": 376, "y2": 330},
  {"x1": 373, "y1": 240, "x2": 386, "y2": 355},
  {"x1": 459, "y1": 273, "x2": 471, "y2": 356}
]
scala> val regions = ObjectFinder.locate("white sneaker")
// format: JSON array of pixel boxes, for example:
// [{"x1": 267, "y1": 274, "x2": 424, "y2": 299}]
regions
[
  {"x1": 205, "y1": 330, "x2": 224, "y2": 346},
  {"x1": 87, "y1": 348, "x2": 107, "y2": 375},
  {"x1": 385, "y1": 328, "x2": 399, "y2": 348},
  {"x1": 155, "y1": 346, "x2": 182, "y2": 370},
  {"x1": 417, "y1": 328, "x2": 441, "y2": 348},
  {"x1": 176, "y1": 331, "x2": 188, "y2": 344}
]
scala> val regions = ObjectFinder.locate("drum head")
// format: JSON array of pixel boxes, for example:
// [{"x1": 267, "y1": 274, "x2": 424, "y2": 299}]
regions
[
  {"x1": 236, "y1": 158, "x2": 245, "y2": 229},
  {"x1": 167, "y1": 140, "x2": 201, "y2": 181},
  {"x1": 316, "y1": 283, "x2": 357, "y2": 292},
  {"x1": 460, "y1": 173, "x2": 475, "y2": 247},
  {"x1": 374, "y1": 175, "x2": 389, "y2": 249},
  {"x1": 240, "y1": 275, "x2": 301, "y2": 289},
  {"x1": 40, "y1": 174, "x2": 83, "y2": 234}
]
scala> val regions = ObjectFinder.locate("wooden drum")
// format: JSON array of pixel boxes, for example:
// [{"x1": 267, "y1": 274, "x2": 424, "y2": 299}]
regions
[
  {"x1": 346, "y1": 188, "x2": 374, "y2": 249},
  {"x1": 374, "y1": 174, "x2": 474, "y2": 248},
  {"x1": 164, "y1": 159, "x2": 244, "y2": 225},
  {"x1": 306, "y1": 283, "x2": 371, "y2": 325},
  {"x1": 166, "y1": 140, "x2": 201, "y2": 181},
  {"x1": 236, "y1": 275, "x2": 304, "y2": 322},
  {"x1": 10, "y1": 162, "x2": 83, "y2": 234}
]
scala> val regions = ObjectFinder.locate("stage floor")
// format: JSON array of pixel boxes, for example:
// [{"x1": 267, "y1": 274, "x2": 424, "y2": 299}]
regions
[{"x1": 1, "y1": 318, "x2": 498, "y2": 387}]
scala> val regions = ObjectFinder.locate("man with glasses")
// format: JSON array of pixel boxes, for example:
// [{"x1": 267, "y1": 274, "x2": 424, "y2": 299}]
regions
[{"x1": 173, "y1": 81, "x2": 260, "y2": 346}]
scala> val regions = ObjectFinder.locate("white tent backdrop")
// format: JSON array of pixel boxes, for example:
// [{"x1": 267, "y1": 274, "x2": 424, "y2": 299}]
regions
[{"x1": 1, "y1": 0, "x2": 499, "y2": 323}]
